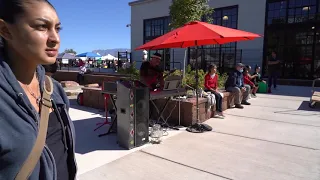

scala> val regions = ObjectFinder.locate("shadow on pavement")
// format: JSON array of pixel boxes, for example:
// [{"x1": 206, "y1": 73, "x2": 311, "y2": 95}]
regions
[
  {"x1": 273, "y1": 101, "x2": 320, "y2": 116},
  {"x1": 266, "y1": 85, "x2": 316, "y2": 98},
  {"x1": 69, "y1": 98, "x2": 105, "y2": 115},
  {"x1": 73, "y1": 116, "x2": 125, "y2": 154}
]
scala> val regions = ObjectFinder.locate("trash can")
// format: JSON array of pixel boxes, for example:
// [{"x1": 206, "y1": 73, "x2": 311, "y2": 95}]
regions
[{"x1": 257, "y1": 82, "x2": 268, "y2": 93}]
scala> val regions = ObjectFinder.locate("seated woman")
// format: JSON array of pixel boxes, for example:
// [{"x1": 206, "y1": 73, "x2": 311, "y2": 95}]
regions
[
  {"x1": 252, "y1": 65, "x2": 266, "y2": 90},
  {"x1": 204, "y1": 64, "x2": 224, "y2": 117},
  {"x1": 243, "y1": 67, "x2": 258, "y2": 97},
  {"x1": 246, "y1": 65, "x2": 258, "y2": 80}
]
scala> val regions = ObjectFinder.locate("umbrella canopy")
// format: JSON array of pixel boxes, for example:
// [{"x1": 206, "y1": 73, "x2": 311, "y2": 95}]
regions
[
  {"x1": 101, "y1": 54, "x2": 116, "y2": 60},
  {"x1": 76, "y1": 52, "x2": 102, "y2": 58},
  {"x1": 57, "y1": 53, "x2": 76, "y2": 59},
  {"x1": 135, "y1": 21, "x2": 261, "y2": 50}
]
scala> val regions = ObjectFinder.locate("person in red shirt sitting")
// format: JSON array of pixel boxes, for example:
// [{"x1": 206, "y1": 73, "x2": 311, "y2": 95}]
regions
[
  {"x1": 204, "y1": 64, "x2": 224, "y2": 117},
  {"x1": 243, "y1": 67, "x2": 258, "y2": 97}
]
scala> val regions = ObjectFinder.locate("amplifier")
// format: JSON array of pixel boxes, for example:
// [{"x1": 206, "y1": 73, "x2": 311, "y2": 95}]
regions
[{"x1": 116, "y1": 80, "x2": 150, "y2": 149}]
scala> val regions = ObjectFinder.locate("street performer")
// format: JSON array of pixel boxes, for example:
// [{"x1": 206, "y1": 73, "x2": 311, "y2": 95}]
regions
[{"x1": 140, "y1": 52, "x2": 164, "y2": 90}]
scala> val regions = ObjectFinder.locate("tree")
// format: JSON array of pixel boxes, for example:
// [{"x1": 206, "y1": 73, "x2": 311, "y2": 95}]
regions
[
  {"x1": 169, "y1": 0, "x2": 213, "y2": 29},
  {"x1": 64, "y1": 48, "x2": 77, "y2": 55},
  {"x1": 169, "y1": 0, "x2": 213, "y2": 79}
]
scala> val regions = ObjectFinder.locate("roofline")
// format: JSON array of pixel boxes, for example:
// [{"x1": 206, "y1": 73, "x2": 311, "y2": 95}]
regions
[{"x1": 128, "y1": 0, "x2": 159, "y2": 6}]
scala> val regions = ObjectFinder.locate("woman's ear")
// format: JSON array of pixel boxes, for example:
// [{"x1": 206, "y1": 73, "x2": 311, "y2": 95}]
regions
[{"x1": 0, "y1": 19, "x2": 12, "y2": 41}]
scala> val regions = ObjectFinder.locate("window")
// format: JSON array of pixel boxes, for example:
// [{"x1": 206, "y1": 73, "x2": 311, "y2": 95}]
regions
[
  {"x1": 144, "y1": 16, "x2": 170, "y2": 43},
  {"x1": 288, "y1": 0, "x2": 317, "y2": 23},
  {"x1": 143, "y1": 17, "x2": 171, "y2": 70},
  {"x1": 189, "y1": 5, "x2": 239, "y2": 72},
  {"x1": 267, "y1": 1, "x2": 287, "y2": 24}
]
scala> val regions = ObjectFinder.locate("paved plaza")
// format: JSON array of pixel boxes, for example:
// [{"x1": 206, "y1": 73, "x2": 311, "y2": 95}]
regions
[{"x1": 69, "y1": 85, "x2": 320, "y2": 180}]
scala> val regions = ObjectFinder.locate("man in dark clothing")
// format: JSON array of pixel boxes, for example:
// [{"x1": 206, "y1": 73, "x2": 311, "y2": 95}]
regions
[
  {"x1": 140, "y1": 52, "x2": 164, "y2": 90},
  {"x1": 225, "y1": 63, "x2": 251, "y2": 109},
  {"x1": 267, "y1": 51, "x2": 281, "y2": 93}
]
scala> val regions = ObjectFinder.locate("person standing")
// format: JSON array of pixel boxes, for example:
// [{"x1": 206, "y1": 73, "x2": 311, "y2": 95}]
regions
[
  {"x1": 267, "y1": 51, "x2": 281, "y2": 93},
  {"x1": 0, "y1": 0, "x2": 77, "y2": 179},
  {"x1": 77, "y1": 62, "x2": 87, "y2": 84}
]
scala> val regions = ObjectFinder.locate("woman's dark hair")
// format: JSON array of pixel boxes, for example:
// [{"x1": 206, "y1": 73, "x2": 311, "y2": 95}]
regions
[
  {"x1": 208, "y1": 64, "x2": 217, "y2": 73},
  {"x1": 245, "y1": 65, "x2": 251, "y2": 70},
  {"x1": 255, "y1": 64, "x2": 260, "y2": 71},
  {"x1": 243, "y1": 67, "x2": 249, "y2": 75},
  {"x1": 0, "y1": 0, "x2": 55, "y2": 51}
]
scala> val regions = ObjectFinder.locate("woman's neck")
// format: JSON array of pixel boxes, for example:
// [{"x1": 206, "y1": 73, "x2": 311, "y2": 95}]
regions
[{"x1": 6, "y1": 48, "x2": 37, "y2": 85}]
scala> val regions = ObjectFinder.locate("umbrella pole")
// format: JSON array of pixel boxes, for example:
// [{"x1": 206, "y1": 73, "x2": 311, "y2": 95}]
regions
[
  {"x1": 195, "y1": 46, "x2": 200, "y2": 124},
  {"x1": 186, "y1": 46, "x2": 212, "y2": 133}
]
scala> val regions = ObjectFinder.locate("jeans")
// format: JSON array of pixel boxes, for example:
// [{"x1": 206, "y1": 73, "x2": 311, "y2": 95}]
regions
[
  {"x1": 77, "y1": 73, "x2": 84, "y2": 85},
  {"x1": 268, "y1": 71, "x2": 278, "y2": 89},
  {"x1": 226, "y1": 85, "x2": 250, "y2": 105},
  {"x1": 205, "y1": 90, "x2": 223, "y2": 112}
]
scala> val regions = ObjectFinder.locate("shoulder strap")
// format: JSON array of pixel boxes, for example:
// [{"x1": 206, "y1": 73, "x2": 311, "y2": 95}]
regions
[{"x1": 15, "y1": 75, "x2": 54, "y2": 180}]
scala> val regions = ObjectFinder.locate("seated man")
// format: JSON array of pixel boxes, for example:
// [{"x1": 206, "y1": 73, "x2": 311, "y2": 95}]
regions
[
  {"x1": 140, "y1": 52, "x2": 164, "y2": 90},
  {"x1": 225, "y1": 63, "x2": 251, "y2": 109}
]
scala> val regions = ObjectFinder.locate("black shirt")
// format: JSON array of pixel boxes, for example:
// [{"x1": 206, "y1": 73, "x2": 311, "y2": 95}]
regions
[
  {"x1": 46, "y1": 111, "x2": 70, "y2": 180},
  {"x1": 268, "y1": 56, "x2": 281, "y2": 72},
  {"x1": 140, "y1": 61, "x2": 163, "y2": 89},
  {"x1": 140, "y1": 61, "x2": 162, "y2": 76}
]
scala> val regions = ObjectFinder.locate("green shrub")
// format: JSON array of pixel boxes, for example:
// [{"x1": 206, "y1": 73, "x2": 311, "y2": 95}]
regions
[
  {"x1": 120, "y1": 63, "x2": 228, "y2": 89},
  {"x1": 117, "y1": 61, "x2": 140, "y2": 80}
]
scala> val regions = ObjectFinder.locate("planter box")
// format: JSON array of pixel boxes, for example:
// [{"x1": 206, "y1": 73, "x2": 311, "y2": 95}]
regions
[
  {"x1": 82, "y1": 87, "x2": 104, "y2": 110},
  {"x1": 150, "y1": 98, "x2": 212, "y2": 127}
]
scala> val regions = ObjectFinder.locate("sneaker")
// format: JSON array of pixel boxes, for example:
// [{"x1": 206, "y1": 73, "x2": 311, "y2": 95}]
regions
[
  {"x1": 217, "y1": 112, "x2": 225, "y2": 117},
  {"x1": 252, "y1": 94, "x2": 257, "y2": 98},
  {"x1": 235, "y1": 104, "x2": 244, "y2": 109},
  {"x1": 214, "y1": 113, "x2": 225, "y2": 119},
  {"x1": 241, "y1": 101, "x2": 251, "y2": 105}
]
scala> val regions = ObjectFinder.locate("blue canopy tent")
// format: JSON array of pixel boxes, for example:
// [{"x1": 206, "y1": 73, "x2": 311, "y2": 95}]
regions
[{"x1": 76, "y1": 52, "x2": 102, "y2": 58}]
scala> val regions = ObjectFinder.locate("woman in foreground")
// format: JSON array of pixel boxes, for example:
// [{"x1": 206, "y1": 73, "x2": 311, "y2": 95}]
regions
[{"x1": 0, "y1": 0, "x2": 77, "y2": 179}]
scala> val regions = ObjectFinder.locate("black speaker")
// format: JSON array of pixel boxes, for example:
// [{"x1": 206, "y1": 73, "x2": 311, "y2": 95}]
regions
[{"x1": 116, "y1": 80, "x2": 149, "y2": 149}]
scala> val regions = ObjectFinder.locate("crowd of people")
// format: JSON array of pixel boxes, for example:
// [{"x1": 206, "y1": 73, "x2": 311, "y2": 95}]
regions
[
  {"x1": 205, "y1": 63, "x2": 267, "y2": 112},
  {"x1": 139, "y1": 52, "x2": 270, "y2": 119}
]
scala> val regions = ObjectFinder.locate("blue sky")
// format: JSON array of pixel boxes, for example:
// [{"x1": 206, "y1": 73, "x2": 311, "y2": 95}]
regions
[{"x1": 51, "y1": 0, "x2": 131, "y2": 53}]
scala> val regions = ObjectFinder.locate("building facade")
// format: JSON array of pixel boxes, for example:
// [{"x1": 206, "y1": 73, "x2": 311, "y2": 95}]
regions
[{"x1": 129, "y1": 0, "x2": 320, "y2": 79}]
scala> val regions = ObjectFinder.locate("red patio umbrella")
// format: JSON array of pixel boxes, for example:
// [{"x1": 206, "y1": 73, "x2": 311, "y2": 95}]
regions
[{"x1": 135, "y1": 21, "x2": 261, "y2": 50}]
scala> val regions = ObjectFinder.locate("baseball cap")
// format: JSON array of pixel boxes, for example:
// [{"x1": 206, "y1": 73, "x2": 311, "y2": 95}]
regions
[
  {"x1": 236, "y1": 63, "x2": 245, "y2": 67},
  {"x1": 151, "y1": 52, "x2": 162, "y2": 60}
]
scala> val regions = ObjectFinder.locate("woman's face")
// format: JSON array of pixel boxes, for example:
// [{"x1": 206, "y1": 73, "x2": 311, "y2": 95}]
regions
[
  {"x1": 256, "y1": 67, "x2": 261, "y2": 73},
  {"x1": 210, "y1": 67, "x2": 217, "y2": 74},
  {"x1": 2, "y1": 2, "x2": 61, "y2": 65}
]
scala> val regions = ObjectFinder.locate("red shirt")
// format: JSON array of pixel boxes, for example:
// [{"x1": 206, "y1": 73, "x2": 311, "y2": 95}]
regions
[
  {"x1": 244, "y1": 74, "x2": 254, "y2": 86},
  {"x1": 204, "y1": 73, "x2": 218, "y2": 90}
]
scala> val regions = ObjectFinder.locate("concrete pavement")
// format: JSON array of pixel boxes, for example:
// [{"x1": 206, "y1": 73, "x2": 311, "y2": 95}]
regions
[{"x1": 70, "y1": 85, "x2": 320, "y2": 180}]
